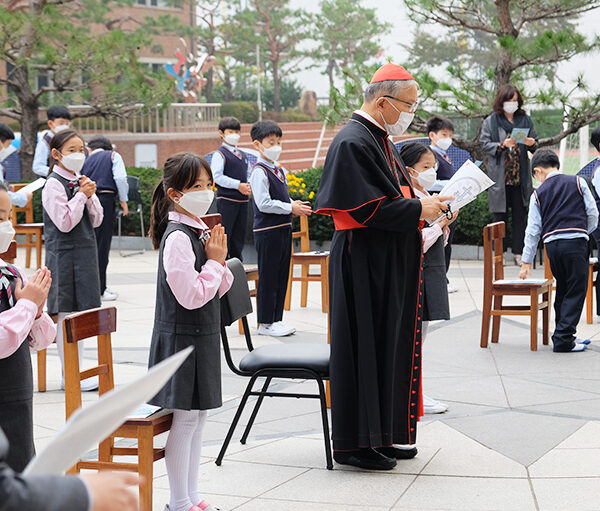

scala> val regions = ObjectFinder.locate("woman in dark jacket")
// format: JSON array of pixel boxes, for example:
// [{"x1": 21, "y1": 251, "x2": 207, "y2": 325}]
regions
[{"x1": 480, "y1": 84, "x2": 538, "y2": 265}]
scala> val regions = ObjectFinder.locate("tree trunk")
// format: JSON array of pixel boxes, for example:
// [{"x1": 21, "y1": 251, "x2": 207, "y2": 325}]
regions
[
  {"x1": 224, "y1": 67, "x2": 233, "y2": 102},
  {"x1": 494, "y1": 50, "x2": 513, "y2": 90},
  {"x1": 327, "y1": 59, "x2": 335, "y2": 104},
  {"x1": 19, "y1": 99, "x2": 40, "y2": 181},
  {"x1": 272, "y1": 58, "x2": 281, "y2": 112},
  {"x1": 205, "y1": 67, "x2": 214, "y2": 103}
]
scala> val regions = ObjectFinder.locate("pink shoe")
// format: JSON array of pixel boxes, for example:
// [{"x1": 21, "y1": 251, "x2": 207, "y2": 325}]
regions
[{"x1": 196, "y1": 501, "x2": 220, "y2": 511}]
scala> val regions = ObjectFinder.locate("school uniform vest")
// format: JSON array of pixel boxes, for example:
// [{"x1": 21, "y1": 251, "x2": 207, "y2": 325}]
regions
[
  {"x1": 82, "y1": 150, "x2": 117, "y2": 193},
  {"x1": 421, "y1": 236, "x2": 450, "y2": 321},
  {"x1": 148, "y1": 222, "x2": 222, "y2": 411},
  {"x1": 434, "y1": 151, "x2": 454, "y2": 180},
  {"x1": 252, "y1": 162, "x2": 292, "y2": 232},
  {"x1": 534, "y1": 174, "x2": 587, "y2": 241},
  {"x1": 43, "y1": 171, "x2": 101, "y2": 314},
  {"x1": 590, "y1": 160, "x2": 600, "y2": 212},
  {"x1": 216, "y1": 146, "x2": 249, "y2": 202}
]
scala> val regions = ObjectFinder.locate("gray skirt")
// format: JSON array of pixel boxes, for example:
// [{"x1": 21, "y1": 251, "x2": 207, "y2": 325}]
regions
[{"x1": 422, "y1": 236, "x2": 450, "y2": 321}]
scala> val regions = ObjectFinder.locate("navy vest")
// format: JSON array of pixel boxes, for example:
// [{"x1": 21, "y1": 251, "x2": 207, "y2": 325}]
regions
[
  {"x1": 82, "y1": 150, "x2": 117, "y2": 193},
  {"x1": 215, "y1": 146, "x2": 249, "y2": 202},
  {"x1": 535, "y1": 173, "x2": 588, "y2": 241},
  {"x1": 590, "y1": 160, "x2": 600, "y2": 212},
  {"x1": 252, "y1": 162, "x2": 292, "y2": 232},
  {"x1": 433, "y1": 151, "x2": 454, "y2": 180}
]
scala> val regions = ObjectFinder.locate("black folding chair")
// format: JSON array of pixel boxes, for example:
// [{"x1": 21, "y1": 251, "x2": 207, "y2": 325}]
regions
[
  {"x1": 216, "y1": 258, "x2": 333, "y2": 470},
  {"x1": 117, "y1": 175, "x2": 145, "y2": 257}
]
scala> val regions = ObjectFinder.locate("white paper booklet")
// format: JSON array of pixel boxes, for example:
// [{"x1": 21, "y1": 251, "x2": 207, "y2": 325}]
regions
[
  {"x1": 24, "y1": 346, "x2": 193, "y2": 475},
  {"x1": 18, "y1": 178, "x2": 46, "y2": 195},
  {"x1": 429, "y1": 160, "x2": 495, "y2": 225}
]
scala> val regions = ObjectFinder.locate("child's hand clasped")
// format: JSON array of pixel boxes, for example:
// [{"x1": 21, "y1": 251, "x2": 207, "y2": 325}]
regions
[
  {"x1": 291, "y1": 200, "x2": 312, "y2": 217},
  {"x1": 205, "y1": 224, "x2": 228, "y2": 264},
  {"x1": 15, "y1": 267, "x2": 52, "y2": 314},
  {"x1": 79, "y1": 176, "x2": 97, "y2": 198}
]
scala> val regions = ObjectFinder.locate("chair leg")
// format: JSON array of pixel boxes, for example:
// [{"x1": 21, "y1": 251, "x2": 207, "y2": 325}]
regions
[
  {"x1": 25, "y1": 233, "x2": 32, "y2": 268},
  {"x1": 99, "y1": 435, "x2": 114, "y2": 463},
  {"x1": 238, "y1": 318, "x2": 244, "y2": 335},
  {"x1": 542, "y1": 289, "x2": 550, "y2": 346},
  {"x1": 530, "y1": 289, "x2": 539, "y2": 351},
  {"x1": 138, "y1": 428, "x2": 154, "y2": 511},
  {"x1": 321, "y1": 258, "x2": 329, "y2": 314},
  {"x1": 587, "y1": 265, "x2": 593, "y2": 324},
  {"x1": 491, "y1": 295, "x2": 503, "y2": 343},
  {"x1": 284, "y1": 261, "x2": 293, "y2": 311},
  {"x1": 300, "y1": 263, "x2": 309, "y2": 308},
  {"x1": 215, "y1": 375, "x2": 258, "y2": 466},
  {"x1": 37, "y1": 348, "x2": 47, "y2": 393},
  {"x1": 36, "y1": 231, "x2": 42, "y2": 269},
  {"x1": 240, "y1": 377, "x2": 272, "y2": 445},
  {"x1": 315, "y1": 377, "x2": 333, "y2": 470},
  {"x1": 480, "y1": 292, "x2": 493, "y2": 348}
]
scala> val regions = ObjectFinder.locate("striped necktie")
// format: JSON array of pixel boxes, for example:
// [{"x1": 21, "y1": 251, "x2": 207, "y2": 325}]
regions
[{"x1": 0, "y1": 266, "x2": 17, "y2": 308}]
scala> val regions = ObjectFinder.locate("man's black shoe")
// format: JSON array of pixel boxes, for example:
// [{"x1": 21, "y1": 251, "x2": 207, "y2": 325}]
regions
[
  {"x1": 333, "y1": 448, "x2": 397, "y2": 470},
  {"x1": 375, "y1": 446, "x2": 418, "y2": 460}
]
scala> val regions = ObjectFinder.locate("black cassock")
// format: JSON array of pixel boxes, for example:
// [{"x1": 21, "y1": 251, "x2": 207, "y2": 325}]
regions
[{"x1": 315, "y1": 113, "x2": 424, "y2": 451}]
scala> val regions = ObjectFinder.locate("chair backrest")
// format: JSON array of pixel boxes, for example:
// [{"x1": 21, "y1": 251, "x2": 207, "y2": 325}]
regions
[
  {"x1": 201, "y1": 213, "x2": 222, "y2": 230},
  {"x1": 292, "y1": 216, "x2": 310, "y2": 253},
  {"x1": 483, "y1": 222, "x2": 506, "y2": 287},
  {"x1": 10, "y1": 183, "x2": 34, "y2": 224},
  {"x1": 126, "y1": 176, "x2": 142, "y2": 204},
  {"x1": 0, "y1": 240, "x2": 17, "y2": 263},
  {"x1": 63, "y1": 307, "x2": 117, "y2": 420}
]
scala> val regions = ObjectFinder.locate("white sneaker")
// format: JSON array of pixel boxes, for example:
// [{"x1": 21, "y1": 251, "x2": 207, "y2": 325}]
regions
[
  {"x1": 447, "y1": 283, "x2": 458, "y2": 294},
  {"x1": 274, "y1": 321, "x2": 296, "y2": 335},
  {"x1": 423, "y1": 393, "x2": 448, "y2": 414},
  {"x1": 101, "y1": 288, "x2": 118, "y2": 301},
  {"x1": 257, "y1": 323, "x2": 295, "y2": 337},
  {"x1": 60, "y1": 376, "x2": 99, "y2": 392}
]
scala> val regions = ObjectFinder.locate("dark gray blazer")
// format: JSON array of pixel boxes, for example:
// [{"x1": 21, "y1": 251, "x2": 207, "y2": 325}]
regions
[{"x1": 0, "y1": 428, "x2": 89, "y2": 511}]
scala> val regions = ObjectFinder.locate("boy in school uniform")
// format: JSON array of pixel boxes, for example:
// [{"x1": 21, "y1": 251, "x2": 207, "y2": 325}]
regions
[
  {"x1": 81, "y1": 136, "x2": 129, "y2": 302},
  {"x1": 249, "y1": 120, "x2": 311, "y2": 337},
  {"x1": 0, "y1": 123, "x2": 31, "y2": 208},
  {"x1": 520, "y1": 149, "x2": 598, "y2": 352},
  {"x1": 33, "y1": 105, "x2": 71, "y2": 177},
  {"x1": 212, "y1": 116, "x2": 252, "y2": 260},
  {"x1": 586, "y1": 126, "x2": 600, "y2": 320},
  {"x1": 427, "y1": 115, "x2": 458, "y2": 292}
]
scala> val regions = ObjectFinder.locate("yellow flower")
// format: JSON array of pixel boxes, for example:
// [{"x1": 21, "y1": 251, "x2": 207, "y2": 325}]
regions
[
  {"x1": 301, "y1": 183, "x2": 307, "y2": 188},
  {"x1": 309, "y1": 191, "x2": 315, "y2": 199}
]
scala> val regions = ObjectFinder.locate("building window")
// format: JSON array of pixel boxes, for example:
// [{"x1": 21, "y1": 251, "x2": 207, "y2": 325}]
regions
[{"x1": 137, "y1": 0, "x2": 178, "y2": 7}]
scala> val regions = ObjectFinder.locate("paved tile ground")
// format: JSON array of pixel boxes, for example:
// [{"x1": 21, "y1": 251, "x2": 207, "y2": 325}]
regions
[{"x1": 20, "y1": 247, "x2": 600, "y2": 511}]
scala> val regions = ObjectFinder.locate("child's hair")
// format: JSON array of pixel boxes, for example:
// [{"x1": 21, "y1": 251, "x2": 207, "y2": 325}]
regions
[
  {"x1": 87, "y1": 136, "x2": 113, "y2": 151},
  {"x1": 218, "y1": 116, "x2": 241, "y2": 132},
  {"x1": 591, "y1": 126, "x2": 600, "y2": 152},
  {"x1": 0, "y1": 123, "x2": 15, "y2": 143},
  {"x1": 149, "y1": 152, "x2": 213, "y2": 249},
  {"x1": 47, "y1": 105, "x2": 72, "y2": 122},
  {"x1": 426, "y1": 116, "x2": 454, "y2": 134},
  {"x1": 48, "y1": 129, "x2": 84, "y2": 169},
  {"x1": 399, "y1": 142, "x2": 436, "y2": 168},
  {"x1": 531, "y1": 149, "x2": 560, "y2": 174},
  {"x1": 0, "y1": 180, "x2": 8, "y2": 193},
  {"x1": 250, "y1": 120, "x2": 282, "y2": 142}
]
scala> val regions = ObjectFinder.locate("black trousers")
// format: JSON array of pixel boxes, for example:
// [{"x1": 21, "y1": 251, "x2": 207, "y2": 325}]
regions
[
  {"x1": 493, "y1": 184, "x2": 527, "y2": 256},
  {"x1": 95, "y1": 192, "x2": 117, "y2": 294},
  {"x1": 254, "y1": 226, "x2": 291, "y2": 324},
  {"x1": 546, "y1": 238, "x2": 588, "y2": 352},
  {"x1": 445, "y1": 220, "x2": 456, "y2": 272},
  {"x1": 216, "y1": 198, "x2": 248, "y2": 261},
  {"x1": 592, "y1": 228, "x2": 600, "y2": 315}
]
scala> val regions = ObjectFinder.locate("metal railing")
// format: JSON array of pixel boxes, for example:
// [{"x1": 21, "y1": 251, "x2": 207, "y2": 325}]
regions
[{"x1": 62, "y1": 103, "x2": 221, "y2": 134}]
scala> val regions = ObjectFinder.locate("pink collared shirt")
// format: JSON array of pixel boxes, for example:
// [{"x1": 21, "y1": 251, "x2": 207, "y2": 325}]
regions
[
  {"x1": 42, "y1": 165, "x2": 104, "y2": 233},
  {"x1": 0, "y1": 260, "x2": 56, "y2": 359},
  {"x1": 163, "y1": 211, "x2": 234, "y2": 310},
  {"x1": 415, "y1": 188, "x2": 449, "y2": 253}
]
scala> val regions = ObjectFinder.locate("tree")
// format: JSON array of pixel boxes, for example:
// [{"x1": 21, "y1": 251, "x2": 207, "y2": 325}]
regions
[
  {"x1": 311, "y1": 0, "x2": 390, "y2": 102},
  {"x1": 403, "y1": 0, "x2": 600, "y2": 162},
  {"x1": 0, "y1": 0, "x2": 175, "y2": 178}
]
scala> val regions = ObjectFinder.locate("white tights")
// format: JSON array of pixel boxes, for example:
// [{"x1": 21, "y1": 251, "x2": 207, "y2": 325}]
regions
[{"x1": 165, "y1": 409, "x2": 208, "y2": 511}]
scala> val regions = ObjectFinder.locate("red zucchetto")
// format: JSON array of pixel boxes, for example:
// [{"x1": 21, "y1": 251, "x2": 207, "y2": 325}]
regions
[{"x1": 370, "y1": 63, "x2": 414, "y2": 83}]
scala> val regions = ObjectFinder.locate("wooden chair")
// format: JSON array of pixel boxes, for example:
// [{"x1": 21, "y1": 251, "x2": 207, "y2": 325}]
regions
[
  {"x1": 480, "y1": 222, "x2": 553, "y2": 351},
  {"x1": 284, "y1": 216, "x2": 330, "y2": 313},
  {"x1": 11, "y1": 183, "x2": 43, "y2": 269},
  {"x1": 63, "y1": 307, "x2": 172, "y2": 511},
  {"x1": 544, "y1": 249, "x2": 598, "y2": 325}
]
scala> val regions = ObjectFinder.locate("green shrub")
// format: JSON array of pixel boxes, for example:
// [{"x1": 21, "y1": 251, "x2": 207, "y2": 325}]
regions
[
  {"x1": 264, "y1": 109, "x2": 312, "y2": 123},
  {"x1": 220, "y1": 102, "x2": 259, "y2": 124},
  {"x1": 452, "y1": 192, "x2": 495, "y2": 245}
]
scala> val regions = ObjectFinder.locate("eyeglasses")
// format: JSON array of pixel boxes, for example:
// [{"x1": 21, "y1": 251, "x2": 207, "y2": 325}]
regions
[{"x1": 383, "y1": 95, "x2": 420, "y2": 113}]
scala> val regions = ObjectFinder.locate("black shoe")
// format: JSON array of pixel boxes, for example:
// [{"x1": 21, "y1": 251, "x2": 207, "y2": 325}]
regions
[
  {"x1": 376, "y1": 446, "x2": 418, "y2": 460},
  {"x1": 333, "y1": 448, "x2": 397, "y2": 470}
]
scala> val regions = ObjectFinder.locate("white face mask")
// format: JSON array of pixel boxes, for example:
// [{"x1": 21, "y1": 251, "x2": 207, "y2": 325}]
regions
[
  {"x1": 262, "y1": 145, "x2": 282, "y2": 162},
  {"x1": 415, "y1": 167, "x2": 437, "y2": 189},
  {"x1": 0, "y1": 221, "x2": 15, "y2": 253},
  {"x1": 381, "y1": 99, "x2": 414, "y2": 136},
  {"x1": 224, "y1": 133, "x2": 240, "y2": 147},
  {"x1": 59, "y1": 152, "x2": 85, "y2": 173},
  {"x1": 503, "y1": 101, "x2": 519, "y2": 114},
  {"x1": 53, "y1": 124, "x2": 70, "y2": 134},
  {"x1": 436, "y1": 137, "x2": 452, "y2": 151},
  {"x1": 177, "y1": 189, "x2": 214, "y2": 218}
]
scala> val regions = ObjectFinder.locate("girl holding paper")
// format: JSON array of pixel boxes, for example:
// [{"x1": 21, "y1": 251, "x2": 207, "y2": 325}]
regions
[
  {"x1": 480, "y1": 84, "x2": 538, "y2": 266},
  {"x1": 400, "y1": 142, "x2": 459, "y2": 414}
]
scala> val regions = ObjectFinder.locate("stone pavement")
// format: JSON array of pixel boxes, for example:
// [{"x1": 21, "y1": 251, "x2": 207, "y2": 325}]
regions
[{"x1": 22, "y1": 248, "x2": 600, "y2": 511}]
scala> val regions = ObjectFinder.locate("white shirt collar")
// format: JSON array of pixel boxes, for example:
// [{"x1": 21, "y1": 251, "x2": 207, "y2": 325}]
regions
[
  {"x1": 51, "y1": 165, "x2": 80, "y2": 181},
  {"x1": 354, "y1": 110, "x2": 386, "y2": 133},
  {"x1": 546, "y1": 170, "x2": 561, "y2": 179},
  {"x1": 168, "y1": 211, "x2": 208, "y2": 230}
]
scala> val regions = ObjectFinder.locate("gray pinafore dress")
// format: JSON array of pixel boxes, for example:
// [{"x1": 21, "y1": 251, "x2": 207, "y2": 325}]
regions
[
  {"x1": 43, "y1": 171, "x2": 101, "y2": 314},
  {"x1": 148, "y1": 222, "x2": 222, "y2": 411},
  {"x1": 0, "y1": 264, "x2": 35, "y2": 472},
  {"x1": 421, "y1": 235, "x2": 450, "y2": 321}
]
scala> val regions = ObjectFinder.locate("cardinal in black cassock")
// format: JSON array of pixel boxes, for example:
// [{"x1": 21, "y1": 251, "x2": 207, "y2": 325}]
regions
[{"x1": 315, "y1": 63, "x2": 444, "y2": 471}]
